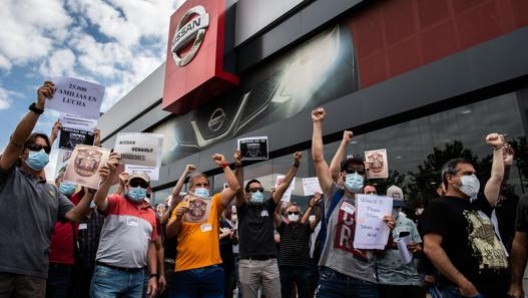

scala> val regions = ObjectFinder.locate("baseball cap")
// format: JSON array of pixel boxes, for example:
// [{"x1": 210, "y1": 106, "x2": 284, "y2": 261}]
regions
[
  {"x1": 340, "y1": 154, "x2": 365, "y2": 172},
  {"x1": 387, "y1": 185, "x2": 405, "y2": 207},
  {"x1": 128, "y1": 172, "x2": 151, "y2": 185}
]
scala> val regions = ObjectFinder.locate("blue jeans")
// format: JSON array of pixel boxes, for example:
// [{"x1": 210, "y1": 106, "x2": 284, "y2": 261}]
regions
[
  {"x1": 315, "y1": 267, "x2": 379, "y2": 298},
  {"x1": 280, "y1": 266, "x2": 313, "y2": 298},
  {"x1": 90, "y1": 264, "x2": 145, "y2": 298},
  {"x1": 440, "y1": 286, "x2": 485, "y2": 298},
  {"x1": 170, "y1": 265, "x2": 224, "y2": 298}
]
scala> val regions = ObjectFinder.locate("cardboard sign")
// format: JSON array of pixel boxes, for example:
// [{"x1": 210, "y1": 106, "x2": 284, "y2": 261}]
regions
[
  {"x1": 301, "y1": 177, "x2": 323, "y2": 196},
  {"x1": 63, "y1": 145, "x2": 110, "y2": 190},
  {"x1": 55, "y1": 149, "x2": 73, "y2": 178},
  {"x1": 124, "y1": 164, "x2": 160, "y2": 181},
  {"x1": 47, "y1": 77, "x2": 105, "y2": 119},
  {"x1": 354, "y1": 194, "x2": 393, "y2": 250},
  {"x1": 238, "y1": 136, "x2": 269, "y2": 161},
  {"x1": 275, "y1": 175, "x2": 295, "y2": 202},
  {"x1": 180, "y1": 194, "x2": 212, "y2": 224},
  {"x1": 114, "y1": 133, "x2": 163, "y2": 167},
  {"x1": 365, "y1": 149, "x2": 389, "y2": 179}
]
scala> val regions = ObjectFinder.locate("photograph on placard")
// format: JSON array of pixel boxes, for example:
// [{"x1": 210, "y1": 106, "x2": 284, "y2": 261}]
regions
[
  {"x1": 63, "y1": 145, "x2": 110, "y2": 189},
  {"x1": 180, "y1": 193, "x2": 212, "y2": 224},
  {"x1": 237, "y1": 136, "x2": 269, "y2": 161},
  {"x1": 58, "y1": 114, "x2": 98, "y2": 150},
  {"x1": 365, "y1": 149, "x2": 389, "y2": 179}
]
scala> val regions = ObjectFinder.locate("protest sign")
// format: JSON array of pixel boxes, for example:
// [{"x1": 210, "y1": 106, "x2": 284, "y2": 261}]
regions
[
  {"x1": 275, "y1": 175, "x2": 295, "y2": 202},
  {"x1": 55, "y1": 149, "x2": 73, "y2": 178},
  {"x1": 114, "y1": 133, "x2": 163, "y2": 167},
  {"x1": 238, "y1": 136, "x2": 269, "y2": 160},
  {"x1": 47, "y1": 77, "x2": 105, "y2": 119},
  {"x1": 301, "y1": 177, "x2": 323, "y2": 196},
  {"x1": 124, "y1": 164, "x2": 160, "y2": 181},
  {"x1": 63, "y1": 145, "x2": 110, "y2": 189},
  {"x1": 58, "y1": 114, "x2": 98, "y2": 150},
  {"x1": 354, "y1": 194, "x2": 393, "y2": 250},
  {"x1": 365, "y1": 149, "x2": 389, "y2": 179},
  {"x1": 180, "y1": 193, "x2": 212, "y2": 224}
]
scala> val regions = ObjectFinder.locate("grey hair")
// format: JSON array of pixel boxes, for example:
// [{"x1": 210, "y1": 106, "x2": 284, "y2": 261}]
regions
[
  {"x1": 188, "y1": 172, "x2": 209, "y2": 189},
  {"x1": 441, "y1": 158, "x2": 472, "y2": 187}
]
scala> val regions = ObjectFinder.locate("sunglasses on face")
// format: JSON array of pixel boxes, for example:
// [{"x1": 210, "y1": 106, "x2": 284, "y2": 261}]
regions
[
  {"x1": 287, "y1": 212, "x2": 300, "y2": 215},
  {"x1": 249, "y1": 187, "x2": 264, "y2": 193},
  {"x1": 345, "y1": 167, "x2": 366, "y2": 175},
  {"x1": 129, "y1": 180, "x2": 149, "y2": 189},
  {"x1": 27, "y1": 143, "x2": 51, "y2": 154}
]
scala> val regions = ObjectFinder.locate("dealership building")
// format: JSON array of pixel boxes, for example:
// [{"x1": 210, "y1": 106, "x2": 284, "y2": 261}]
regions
[{"x1": 99, "y1": 0, "x2": 528, "y2": 206}]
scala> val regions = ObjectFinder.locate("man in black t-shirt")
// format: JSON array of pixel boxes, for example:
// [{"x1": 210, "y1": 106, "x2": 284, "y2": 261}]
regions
[
  {"x1": 234, "y1": 151, "x2": 302, "y2": 298},
  {"x1": 421, "y1": 158, "x2": 509, "y2": 298}
]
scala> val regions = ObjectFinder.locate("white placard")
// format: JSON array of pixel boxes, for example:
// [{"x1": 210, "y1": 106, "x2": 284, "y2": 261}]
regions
[
  {"x1": 354, "y1": 194, "x2": 393, "y2": 250},
  {"x1": 396, "y1": 235, "x2": 413, "y2": 264},
  {"x1": 47, "y1": 77, "x2": 105, "y2": 119},
  {"x1": 114, "y1": 133, "x2": 163, "y2": 167},
  {"x1": 124, "y1": 164, "x2": 160, "y2": 181},
  {"x1": 63, "y1": 145, "x2": 110, "y2": 190},
  {"x1": 275, "y1": 175, "x2": 295, "y2": 202},
  {"x1": 365, "y1": 149, "x2": 389, "y2": 179},
  {"x1": 301, "y1": 177, "x2": 323, "y2": 196},
  {"x1": 237, "y1": 136, "x2": 269, "y2": 160}
]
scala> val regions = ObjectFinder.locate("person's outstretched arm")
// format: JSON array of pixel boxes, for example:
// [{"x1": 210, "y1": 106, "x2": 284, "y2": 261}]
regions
[
  {"x1": 329, "y1": 131, "x2": 353, "y2": 182},
  {"x1": 484, "y1": 133, "x2": 505, "y2": 206},
  {"x1": 272, "y1": 152, "x2": 301, "y2": 205},
  {"x1": 311, "y1": 108, "x2": 333, "y2": 197}
]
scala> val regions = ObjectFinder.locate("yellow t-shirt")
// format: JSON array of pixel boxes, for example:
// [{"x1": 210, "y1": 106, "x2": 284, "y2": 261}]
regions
[{"x1": 170, "y1": 193, "x2": 224, "y2": 272}]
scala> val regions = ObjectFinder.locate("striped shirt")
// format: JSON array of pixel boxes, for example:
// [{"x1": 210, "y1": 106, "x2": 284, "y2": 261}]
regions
[{"x1": 277, "y1": 222, "x2": 313, "y2": 268}]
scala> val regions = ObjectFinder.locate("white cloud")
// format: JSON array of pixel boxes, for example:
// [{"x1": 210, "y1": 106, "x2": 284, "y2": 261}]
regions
[{"x1": 0, "y1": 88, "x2": 13, "y2": 110}]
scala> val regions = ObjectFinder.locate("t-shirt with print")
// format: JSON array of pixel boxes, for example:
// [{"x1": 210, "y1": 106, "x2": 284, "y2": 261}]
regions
[
  {"x1": 171, "y1": 193, "x2": 224, "y2": 272},
  {"x1": 0, "y1": 166, "x2": 74, "y2": 278},
  {"x1": 237, "y1": 198, "x2": 278, "y2": 259},
  {"x1": 96, "y1": 194, "x2": 158, "y2": 268},
  {"x1": 318, "y1": 183, "x2": 376, "y2": 282},
  {"x1": 377, "y1": 215, "x2": 422, "y2": 286},
  {"x1": 420, "y1": 196, "x2": 508, "y2": 291}
]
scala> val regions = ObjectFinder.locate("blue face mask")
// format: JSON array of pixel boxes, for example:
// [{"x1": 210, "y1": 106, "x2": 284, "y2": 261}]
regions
[
  {"x1": 250, "y1": 191, "x2": 264, "y2": 204},
  {"x1": 127, "y1": 187, "x2": 147, "y2": 203},
  {"x1": 59, "y1": 182, "x2": 76, "y2": 196},
  {"x1": 26, "y1": 149, "x2": 49, "y2": 171},
  {"x1": 344, "y1": 173, "x2": 364, "y2": 193},
  {"x1": 193, "y1": 187, "x2": 210, "y2": 198}
]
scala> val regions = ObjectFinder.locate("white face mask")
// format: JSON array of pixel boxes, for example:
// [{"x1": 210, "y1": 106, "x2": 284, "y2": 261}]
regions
[
  {"x1": 288, "y1": 214, "x2": 300, "y2": 222},
  {"x1": 458, "y1": 174, "x2": 480, "y2": 200}
]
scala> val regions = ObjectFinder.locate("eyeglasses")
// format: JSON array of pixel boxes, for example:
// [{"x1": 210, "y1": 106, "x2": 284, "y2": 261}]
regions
[
  {"x1": 129, "y1": 179, "x2": 149, "y2": 189},
  {"x1": 249, "y1": 187, "x2": 264, "y2": 193},
  {"x1": 345, "y1": 167, "x2": 365, "y2": 175},
  {"x1": 27, "y1": 143, "x2": 51, "y2": 154},
  {"x1": 287, "y1": 212, "x2": 300, "y2": 215}
]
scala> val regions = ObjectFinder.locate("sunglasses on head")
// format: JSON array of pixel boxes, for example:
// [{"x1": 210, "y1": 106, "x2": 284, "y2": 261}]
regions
[
  {"x1": 249, "y1": 187, "x2": 264, "y2": 193},
  {"x1": 345, "y1": 167, "x2": 365, "y2": 175},
  {"x1": 287, "y1": 211, "x2": 300, "y2": 215},
  {"x1": 27, "y1": 143, "x2": 51, "y2": 154},
  {"x1": 129, "y1": 180, "x2": 149, "y2": 189}
]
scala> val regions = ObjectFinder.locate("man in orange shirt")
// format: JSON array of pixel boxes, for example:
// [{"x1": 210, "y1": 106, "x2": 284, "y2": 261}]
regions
[{"x1": 166, "y1": 153, "x2": 240, "y2": 297}]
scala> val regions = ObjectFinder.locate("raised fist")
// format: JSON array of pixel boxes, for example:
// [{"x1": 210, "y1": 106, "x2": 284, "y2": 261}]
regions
[
  {"x1": 311, "y1": 108, "x2": 326, "y2": 122},
  {"x1": 293, "y1": 151, "x2": 302, "y2": 164},
  {"x1": 342, "y1": 130, "x2": 354, "y2": 143},
  {"x1": 185, "y1": 164, "x2": 196, "y2": 174},
  {"x1": 485, "y1": 133, "x2": 504, "y2": 150},
  {"x1": 37, "y1": 81, "x2": 55, "y2": 109},
  {"x1": 212, "y1": 154, "x2": 226, "y2": 165}
]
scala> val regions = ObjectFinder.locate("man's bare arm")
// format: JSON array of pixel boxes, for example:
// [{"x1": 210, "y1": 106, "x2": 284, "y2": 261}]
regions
[{"x1": 484, "y1": 133, "x2": 505, "y2": 206}]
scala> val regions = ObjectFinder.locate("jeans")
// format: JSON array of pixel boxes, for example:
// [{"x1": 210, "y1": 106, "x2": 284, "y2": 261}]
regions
[
  {"x1": 280, "y1": 266, "x2": 313, "y2": 298},
  {"x1": 315, "y1": 267, "x2": 379, "y2": 298},
  {"x1": 238, "y1": 258, "x2": 281, "y2": 298},
  {"x1": 90, "y1": 264, "x2": 145, "y2": 298},
  {"x1": 378, "y1": 284, "x2": 425, "y2": 298},
  {"x1": 46, "y1": 263, "x2": 73, "y2": 298},
  {"x1": 170, "y1": 265, "x2": 224, "y2": 298},
  {"x1": 439, "y1": 286, "x2": 485, "y2": 298}
]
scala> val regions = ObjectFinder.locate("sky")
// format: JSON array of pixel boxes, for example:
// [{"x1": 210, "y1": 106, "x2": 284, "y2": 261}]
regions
[{"x1": 0, "y1": 0, "x2": 184, "y2": 178}]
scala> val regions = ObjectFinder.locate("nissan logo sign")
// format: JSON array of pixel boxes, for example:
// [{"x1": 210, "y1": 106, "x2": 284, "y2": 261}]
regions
[
  {"x1": 208, "y1": 108, "x2": 226, "y2": 132},
  {"x1": 171, "y1": 6, "x2": 209, "y2": 67}
]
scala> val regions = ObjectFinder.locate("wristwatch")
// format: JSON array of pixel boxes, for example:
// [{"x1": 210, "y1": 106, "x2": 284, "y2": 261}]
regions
[{"x1": 29, "y1": 103, "x2": 44, "y2": 115}]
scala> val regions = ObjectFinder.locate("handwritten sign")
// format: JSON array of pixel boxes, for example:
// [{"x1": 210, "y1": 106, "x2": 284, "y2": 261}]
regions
[
  {"x1": 365, "y1": 149, "x2": 389, "y2": 179},
  {"x1": 238, "y1": 136, "x2": 269, "y2": 160},
  {"x1": 124, "y1": 164, "x2": 160, "y2": 181},
  {"x1": 275, "y1": 175, "x2": 295, "y2": 202},
  {"x1": 47, "y1": 77, "x2": 105, "y2": 119},
  {"x1": 301, "y1": 177, "x2": 323, "y2": 196},
  {"x1": 354, "y1": 194, "x2": 393, "y2": 250},
  {"x1": 63, "y1": 145, "x2": 110, "y2": 189},
  {"x1": 114, "y1": 133, "x2": 163, "y2": 167}
]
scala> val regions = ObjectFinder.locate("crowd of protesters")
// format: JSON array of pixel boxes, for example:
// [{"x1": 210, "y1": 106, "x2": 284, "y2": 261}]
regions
[{"x1": 0, "y1": 82, "x2": 526, "y2": 298}]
